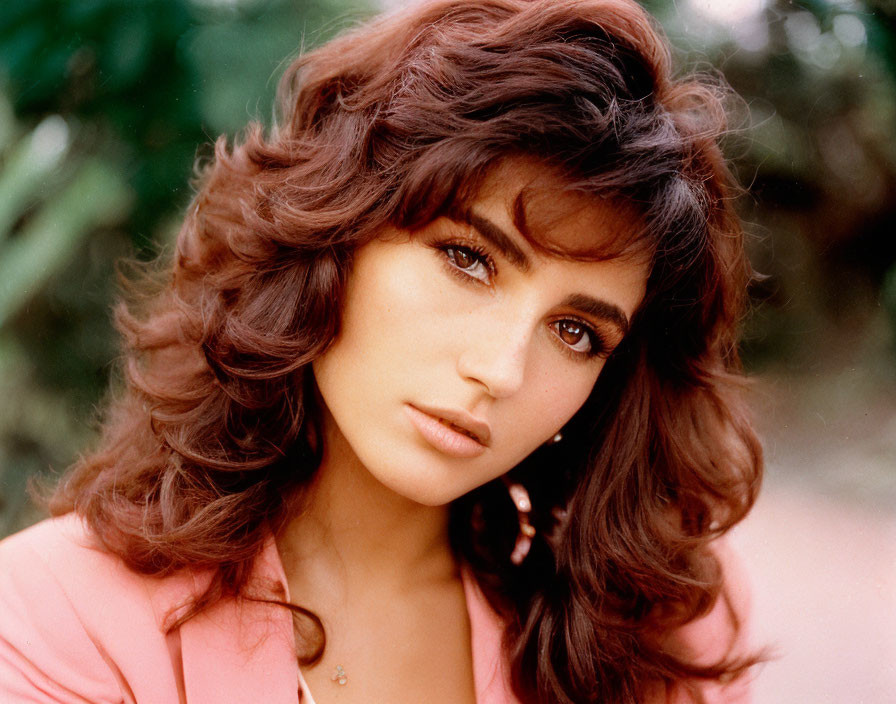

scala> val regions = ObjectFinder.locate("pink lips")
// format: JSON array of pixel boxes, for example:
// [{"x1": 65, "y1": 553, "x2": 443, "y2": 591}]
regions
[{"x1": 404, "y1": 404, "x2": 490, "y2": 459}]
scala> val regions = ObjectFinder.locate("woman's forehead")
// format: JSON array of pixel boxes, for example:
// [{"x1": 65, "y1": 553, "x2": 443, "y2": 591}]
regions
[{"x1": 467, "y1": 157, "x2": 653, "y2": 263}]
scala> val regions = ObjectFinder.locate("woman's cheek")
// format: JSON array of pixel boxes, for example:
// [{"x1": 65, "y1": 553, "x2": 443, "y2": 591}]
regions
[{"x1": 518, "y1": 361, "x2": 601, "y2": 440}]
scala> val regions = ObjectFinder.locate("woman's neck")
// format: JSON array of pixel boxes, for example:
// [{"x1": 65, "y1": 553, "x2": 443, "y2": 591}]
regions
[{"x1": 276, "y1": 417, "x2": 457, "y2": 607}]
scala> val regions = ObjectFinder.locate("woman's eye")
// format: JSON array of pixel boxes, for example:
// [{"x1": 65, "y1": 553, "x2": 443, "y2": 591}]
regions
[
  {"x1": 442, "y1": 245, "x2": 492, "y2": 283},
  {"x1": 552, "y1": 320, "x2": 596, "y2": 355}
]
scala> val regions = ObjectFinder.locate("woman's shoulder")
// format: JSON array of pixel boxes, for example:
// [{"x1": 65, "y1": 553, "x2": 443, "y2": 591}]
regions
[
  {"x1": 2, "y1": 512, "x2": 121, "y2": 577},
  {"x1": 0, "y1": 513, "x2": 203, "y2": 620},
  {"x1": 0, "y1": 513, "x2": 145, "y2": 613},
  {"x1": 0, "y1": 514, "x2": 205, "y2": 703}
]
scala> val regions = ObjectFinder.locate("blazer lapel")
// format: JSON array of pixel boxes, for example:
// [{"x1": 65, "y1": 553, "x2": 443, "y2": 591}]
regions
[
  {"x1": 178, "y1": 595, "x2": 298, "y2": 704},
  {"x1": 463, "y1": 569, "x2": 522, "y2": 704},
  {"x1": 170, "y1": 536, "x2": 300, "y2": 704}
]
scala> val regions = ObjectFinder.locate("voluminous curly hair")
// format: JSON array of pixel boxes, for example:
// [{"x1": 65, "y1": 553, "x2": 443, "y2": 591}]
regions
[{"x1": 50, "y1": 0, "x2": 762, "y2": 701}]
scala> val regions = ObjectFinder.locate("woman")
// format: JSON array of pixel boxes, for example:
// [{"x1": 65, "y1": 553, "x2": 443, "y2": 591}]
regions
[{"x1": 0, "y1": 0, "x2": 762, "y2": 702}]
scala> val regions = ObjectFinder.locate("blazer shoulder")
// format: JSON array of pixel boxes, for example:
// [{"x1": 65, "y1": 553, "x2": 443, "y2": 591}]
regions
[
  {"x1": 0, "y1": 513, "x2": 104, "y2": 568},
  {"x1": 0, "y1": 515, "x2": 129, "y2": 702},
  {"x1": 0, "y1": 515, "x2": 201, "y2": 703},
  {"x1": 0, "y1": 513, "x2": 207, "y2": 617}
]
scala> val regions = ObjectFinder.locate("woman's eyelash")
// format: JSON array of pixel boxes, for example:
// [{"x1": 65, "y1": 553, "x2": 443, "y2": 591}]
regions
[
  {"x1": 552, "y1": 318, "x2": 609, "y2": 361},
  {"x1": 434, "y1": 240, "x2": 496, "y2": 283}
]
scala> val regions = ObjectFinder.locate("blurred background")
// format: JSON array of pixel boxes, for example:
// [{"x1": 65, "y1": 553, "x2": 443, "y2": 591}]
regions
[{"x1": 1, "y1": 0, "x2": 894, "y2": 701}]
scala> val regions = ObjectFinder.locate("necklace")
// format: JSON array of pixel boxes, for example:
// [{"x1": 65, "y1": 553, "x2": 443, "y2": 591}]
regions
[{"x1": 331, "y1": 665, "x2": 347, "y2": 686}]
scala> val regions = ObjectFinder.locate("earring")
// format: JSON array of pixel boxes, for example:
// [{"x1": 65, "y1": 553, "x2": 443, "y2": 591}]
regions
[
  {"x1": 548, "y1": 431, "x2": 563, "y2": 445},
  {"x1": 505, "y1": 481, "x2": 536, "y2": 565}
]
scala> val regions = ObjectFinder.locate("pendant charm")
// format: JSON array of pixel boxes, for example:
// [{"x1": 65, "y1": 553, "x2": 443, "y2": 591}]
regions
[{"x1": 331, "y1": 665, "x2": 347, "y2": 685}]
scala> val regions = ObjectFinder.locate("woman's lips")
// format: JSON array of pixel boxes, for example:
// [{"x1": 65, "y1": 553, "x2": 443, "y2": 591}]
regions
[{"x1": 403, "y1": 404, "x2": 488, "y2": 458}]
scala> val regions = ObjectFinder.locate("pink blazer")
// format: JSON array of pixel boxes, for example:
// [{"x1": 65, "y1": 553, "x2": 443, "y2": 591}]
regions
[{"x1": 0, "y1": 515, "x2": 751, "y2": 703}]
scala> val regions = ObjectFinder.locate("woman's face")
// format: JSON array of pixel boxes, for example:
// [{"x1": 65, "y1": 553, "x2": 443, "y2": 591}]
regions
[{"x1": 312, "y1": 159, "x2": 649, "y2": 506}]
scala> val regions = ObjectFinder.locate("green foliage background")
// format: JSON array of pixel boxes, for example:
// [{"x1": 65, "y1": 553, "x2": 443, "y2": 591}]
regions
[
  {"x1": 1, "y1": 0, "x2": 894, "y2": 536},
  {"x1": 0, "y1": 0, "x2": 372, "y2": 535}
]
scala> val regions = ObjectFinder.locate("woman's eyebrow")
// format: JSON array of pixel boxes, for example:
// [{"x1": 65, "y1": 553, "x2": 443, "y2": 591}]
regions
[
  {"x1": 450, "y1": 206, "x2": 531, "y2": 272},
  {"x1": 561, "y1": 293, "x2": 630, "y2": 336},
  {"x1": 448, "y1": 206, "x2": 631, "y2": 335}
]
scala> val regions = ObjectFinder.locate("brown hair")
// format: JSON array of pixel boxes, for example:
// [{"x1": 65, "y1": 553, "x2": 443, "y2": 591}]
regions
[{"x1": 50, "y1": 0, "x2": 762, "y2": 701}]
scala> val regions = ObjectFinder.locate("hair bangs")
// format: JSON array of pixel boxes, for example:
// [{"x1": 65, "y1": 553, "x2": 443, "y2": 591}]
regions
[{"x1": 512, "y1": 180, "x2": 657, "y2": 264}]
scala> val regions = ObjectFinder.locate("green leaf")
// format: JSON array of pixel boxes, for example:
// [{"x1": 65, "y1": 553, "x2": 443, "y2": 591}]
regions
[
  {"x1": 0, "y1": 115, "x2": 71, "y2": 238},
  {"x1": 0, "y1": 159, "x2": 131, "y2": 328}
]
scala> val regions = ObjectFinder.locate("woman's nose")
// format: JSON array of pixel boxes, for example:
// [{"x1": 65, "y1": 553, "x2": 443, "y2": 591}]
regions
[{"x1": 456, "y1": 313, "x2": 532, "y2": 399}]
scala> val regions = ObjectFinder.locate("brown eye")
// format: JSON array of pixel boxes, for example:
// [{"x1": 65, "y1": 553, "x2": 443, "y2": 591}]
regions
[
  {"x1": 442, "y1": 245, "x2": 492, "y2": 283},
  {"x1": 451, "y1": 248, "x2": 477, "y2": 269},
  {"x1": 552, "y1": 320, "x2": 593, "y2": 354}
]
